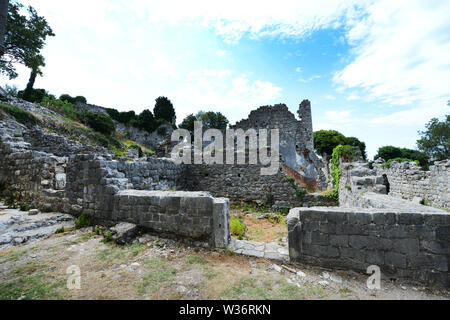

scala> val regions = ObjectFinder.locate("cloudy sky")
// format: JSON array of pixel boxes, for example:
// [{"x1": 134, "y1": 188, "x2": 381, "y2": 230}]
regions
[{"x1": 2, "y1": 0, "x2": 449, "y2": 158}]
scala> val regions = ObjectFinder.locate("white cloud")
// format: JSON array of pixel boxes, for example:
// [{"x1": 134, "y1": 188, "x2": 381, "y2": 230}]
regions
[
  {"x1": 215, "y1": 50, "x2": 227, "y2": 56},
  {"x1": 173, "y1": 70, "x2": 282, "y2": 123},
  {"x1": 295, "y1": 67, "x2": 302, "y2": 73},
  {"x1": 334, "y1": 0, "x2": 450, "y2": 112}
]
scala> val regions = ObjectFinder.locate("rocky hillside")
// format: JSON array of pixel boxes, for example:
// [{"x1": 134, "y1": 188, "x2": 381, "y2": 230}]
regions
[{"x1": 0, "y1": 95, "x2": 170, "y2": 160}]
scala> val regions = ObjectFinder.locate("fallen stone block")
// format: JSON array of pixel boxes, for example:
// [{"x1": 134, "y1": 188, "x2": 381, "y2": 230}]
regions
[
  {"x1": 110, "y1": 222, "x2": 138, "y2": 245},
  {"x1": 28, "y1": 209, "x2": 39, "y2": 216}
]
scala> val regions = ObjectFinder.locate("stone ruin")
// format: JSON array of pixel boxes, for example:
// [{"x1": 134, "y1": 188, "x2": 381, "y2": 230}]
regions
[{"x1": 0, "y1": 96, "x2": 449, "y2": 287}]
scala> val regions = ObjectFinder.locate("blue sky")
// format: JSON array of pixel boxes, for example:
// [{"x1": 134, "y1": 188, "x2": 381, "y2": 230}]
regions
[{"x1": 2, "y1": 0, "x2": 449, "y2": 159}]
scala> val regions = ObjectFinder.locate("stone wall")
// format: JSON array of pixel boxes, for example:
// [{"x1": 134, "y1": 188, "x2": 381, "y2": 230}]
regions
[
  {"x1": 374, "y1": 160, "x2": 450, "y2": 208},
  {"x1": 185, "y1": 153, "x2": 301, "y2": 208},
  {"x1": 112, "y1": 190, "x2": 230, "y2": 248},
  {"x1": 0, "y1": 129, "x2": 67, "y2": 212},
  {"x1": 65, "y1": 154, "x2": 186, "y2": 215},
  {"x1": 287, "y1": 207, "x2": 450, "y2": 287},
  {"x1": 65, "y1": 155, "x2": 229, "y2": 248}
]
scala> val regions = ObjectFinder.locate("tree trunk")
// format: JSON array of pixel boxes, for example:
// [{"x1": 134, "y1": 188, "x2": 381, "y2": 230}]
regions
[
  {"x1": 23, "y1": 67, "x2": 37, "y2": 101},
  {"x1": 0, "y1": 0, "x2": 9, "y2": 56}
]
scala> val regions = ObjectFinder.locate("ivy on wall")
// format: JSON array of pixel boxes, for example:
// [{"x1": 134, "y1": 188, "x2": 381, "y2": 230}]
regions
[{"x1": 329, "y1": 145, "x2": 357, "y2": 203}]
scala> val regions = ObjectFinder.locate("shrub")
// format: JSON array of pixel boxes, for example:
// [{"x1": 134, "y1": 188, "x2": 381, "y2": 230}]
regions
[
  {"x1": 59, "y1": 94, "x2": 76, "y2": 104},
  {"x1": 157, "y1": 126, "x2": 167, "y2": 136},
  {"x1": 265, "y1": 194, "x2": 275, "y2": 208},
  {"x1": 73, "y1": 96, "x2": 87, "y2": 104},
  {"x1": 380, "y1": 158, "x2": 419, "y2": 169},
  {"x1": 55, "y1": 227, "x2": 65, "y2": 234},
  {"x1": 0, "y1": 104, "x2": 37, "y2": 126},
  {"x1": 5, "y1": 194, "x2": 16, "y2": 208},
  {"x1": 81, "y1": 112, "x2": 116, "y2": 136},
  {"x1": 103, "y1": 232, "x2": 113, "y2": 243},
  {"x1": 17, "y1": 88, "x2": 51, "y2": 103},
  {"x1": 75, "y1": 212, "x2": 93, "y2": 229},
  {"x1": 230, "y1": 218, "x2": 246, "y2": 237},
  {"x1": 18, "y1": 202, "x2": 30, "y2": 211}
]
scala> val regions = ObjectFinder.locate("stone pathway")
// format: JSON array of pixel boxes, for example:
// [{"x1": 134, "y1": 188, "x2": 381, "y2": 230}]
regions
[
  {"x1": 0, "y1": 204, "x2": 75, "y2": 249},
  {"x1": 227, "y1": 238, "x2": 289, "y2": 263}
]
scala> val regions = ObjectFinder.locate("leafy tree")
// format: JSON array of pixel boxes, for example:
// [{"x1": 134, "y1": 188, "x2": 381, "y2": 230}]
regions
[
  {"x1": 22, "y1": 53, "x2": 45, "y2": 101},
  {"x1": 3, "y1": 83, "x2": 18, "y2": 96},
  {"x1": 343, "y1": 136, "x2": 367, "y2": 160},
  {"x1": 374, "y1": 146, "x2": 429, "y2": 168},
  {"x1": 417, "y1": 114, "x2": 450, "y2": 162},
  {"x1": 59, "y1": 94, "x2": 75, "y2": 104},
  {"x1": 136, "y1": 109, "x2": 155, "y2": 132},
  {"x1": 179, "y1": 113, "x2": 197, "y2": 133},
  {"x1": 313, "y1": 130, "x2": 347, "y2": 158},
  {"x1": 179, "y1": 111, "x2": 229, "y2": 133},
  {"x1": 0, "y1": 1, "x2": 54, "y2": 79},
  {"x1": 154, "y1": 96, "x2": 176, "y2": 124},
  {"x1": 73, "y1": 96, "x2": 87, "y2": 104}
]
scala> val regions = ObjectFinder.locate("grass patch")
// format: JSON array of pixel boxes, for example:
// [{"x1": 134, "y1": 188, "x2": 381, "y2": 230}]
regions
[
  {"x1": 0, "y1": 273, "x2": 64, "y2": 300},
  {"x1": 54, "y1": 227, "x2": 65, "y2": 234},
  {"x1": 184, "y1": 254, "x2": 207, "y2": 265},
  {"x1": 220, "y1": 276, "x2": 328, "y2": 300},
  {"x1": 138, "y1": 257, "x2": 177, "y2": 296},
  {"x1": 0, "y1": 103, "x2": 37, "y2": 126}
]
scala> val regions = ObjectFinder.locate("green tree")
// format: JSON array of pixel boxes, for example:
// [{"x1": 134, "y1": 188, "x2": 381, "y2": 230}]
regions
[
  {"x1": 0, "y1": 1, "x2": 54, "y2": 79},
  {"x1": 374, "y1": 145, "x2": 429, "y2": 168},
  {"x1": 313, "y1": 130, "x2": 347, "y2": 158},
  {"x1": 154, "y1": 96, "x2": 176, "y2": 124},
  {"x1": 179, "y1": 111, "x2": 229, "y2": 133},
  {"x1": 136, "y1": 109, "x2": 155, "y2": 132},
  {"x1": 417, "y1": 114, "x2": 450, "y2": 161},
  {"x1": 179, "y1": 113, "x2": 196, "y2": 133},
  {"x1": 22, "y1": 53, "x2": 45, "y2": 101}
]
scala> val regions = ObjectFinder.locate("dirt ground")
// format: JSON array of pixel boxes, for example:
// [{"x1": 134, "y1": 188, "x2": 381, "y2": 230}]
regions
[{"x1": 0, "y1": 226, "x2": 448, "y2": 300}]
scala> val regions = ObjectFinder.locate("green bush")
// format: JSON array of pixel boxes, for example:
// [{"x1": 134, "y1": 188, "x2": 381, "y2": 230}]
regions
[
  {"x1": 17, "y1": 88, "x2": 53, "y2": 103},
  {"x1": 55, "y1": 227, "x2": 65, "y2": 234},
  {"x1": 73, "y1": 96, "x2": 87, "y2": 104},
  {"x1": 380, "y1": 158, "x2": 419, "y2": 169},
  {"x1": 81, "y1": 112, "x2": 116, "y2": 136},
  {"x1": 230, "y1": 218, "x2": 246, "y2": 237},
  {"x1": 157, "y1": 126, "x2": 167, "y2": 136},
  {"x1": 18, "y1": 202, "x2": 30, "y2": 212},
  {"x1": 5, "y1": 194, "x2": 16, "y2": 208},
  {"x1": 75, "y1": 212, "x2": 93, "y2": 229},
  {"x1": 0, "y1": 104, "x2": 37, "y2": 125}
]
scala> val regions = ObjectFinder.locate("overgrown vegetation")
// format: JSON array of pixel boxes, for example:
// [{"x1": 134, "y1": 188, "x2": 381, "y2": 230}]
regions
[
  {"x1": 374, "y1": 146, "x2": 429, "y2": 170},
  {"x1": 328, "y1": 145, "x2": 357, "y2": 203},
  {"x1": 230, "y1": 218, "x2": 246, "y2": 239},
  {"x1": 0, "y1": 103, "x2": 37, "y2": 126},
  {"x1": 314, "y1": 130, "x2": 367, "y2": 160},
  {"x1": 286, "y1": 177, "x2": 306, "y2": 206},
  {"x1": 75, "y1": 212, "x2": 93, "y2": 229},
  {"x1": 380, "y1": 157, "x2": 420, "y2": 168}
]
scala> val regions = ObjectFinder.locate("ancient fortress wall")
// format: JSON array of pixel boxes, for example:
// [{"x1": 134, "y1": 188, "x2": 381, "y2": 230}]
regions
[
  {"x1": 288, "y1": 207, "x2": 450, "y2": 287},
  {"x1": 186, "y1": 159, "x2": 301, "y2": 208},
  {"x1": 0, "y1": 130, "x2": 68, "y2": 212},
  {"x1": 374, "y1": 160, "x2": 450, "y2": 208}
]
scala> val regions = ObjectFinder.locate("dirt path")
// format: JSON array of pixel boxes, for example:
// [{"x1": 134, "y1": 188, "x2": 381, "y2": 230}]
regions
[{"x1": 0, "y1": 227, "x2": 448, "y2": 300}]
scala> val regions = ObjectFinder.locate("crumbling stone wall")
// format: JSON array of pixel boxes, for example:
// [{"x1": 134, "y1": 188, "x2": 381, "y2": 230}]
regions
[
  {"x1": 0, "y1": 129, "x2": 67, "y2": 212},
  {"x1": 65, "y1": 154, "x2": 186, "y2": 215},
  {"x1": 112, "y1": 190, "x2": 230, "y2": 248},
  {"x1": 66, "y1": 155, "x2": 229, "y2": 248},
  {"x1": 23, "y1": 128, "x2": 109, "y2": 157},
  {"x1": 288, "y1": 207, "x2": 450, "y2": 287},
  {"x1": 186, "y1": 158, "x2": 301, "y2": 208},
  {"x1": 374, "y1": 160, "x2": 450, "y2": 208}
]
